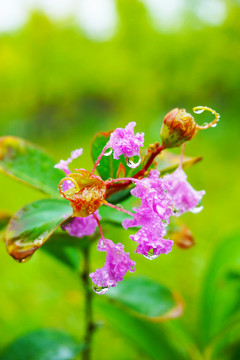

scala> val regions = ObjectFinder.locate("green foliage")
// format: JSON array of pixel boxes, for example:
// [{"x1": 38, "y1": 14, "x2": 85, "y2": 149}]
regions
[
  {"x1": 91, "y1": 132, "x2": 123, "y2": 180},
  {"x1": 5, "y1": 199, "x2": 72, "y2": 262},
  {"x1": 105, "y1": 276, "x2": 179, "y2": 319},
  {"x1": 96, "y1": 300, "x2": 185, "y2": 360},
  {"x1": 0, "y1": 329, "x2": 84, "y2": 360},
  {"x1": 199, "y1": 232, "x2": 240, "y2": 357},
  {"x1": 0, "y1": 136, "x2": 64, "y2": 196},
  {"x1": 41, "y1": 233, "x2": 84, "y2": 271}
]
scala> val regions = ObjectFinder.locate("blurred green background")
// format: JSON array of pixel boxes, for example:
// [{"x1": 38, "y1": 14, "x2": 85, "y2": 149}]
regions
[{"x1": 0, "y1": 0, "x2": 239, "y2": 359}]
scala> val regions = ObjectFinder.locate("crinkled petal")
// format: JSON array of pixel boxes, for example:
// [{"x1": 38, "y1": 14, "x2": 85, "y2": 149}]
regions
[
  {"x1": 163, "y1": 168, "x2": 205, "y2": 215},
  {"x1": 89, "y1": 239, "x2": 135, "y2": 289},
  {"x1": 55, "y1": 148, "x2": 83, "y2": 175},
  {"x1": 63, "y1": 210, "x2": 100, "y2": 238},
  {"x1": 107, "y1": 122, "x2": 144, "y2": 160},
  {"x1": 130, "y1": 227, "x2": 173, "y2": 257},
  {"x1": 123, "y1": 170, "x2": 174, "y2": 259}
]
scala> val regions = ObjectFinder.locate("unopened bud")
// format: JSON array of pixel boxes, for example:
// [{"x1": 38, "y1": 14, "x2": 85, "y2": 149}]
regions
[
  {"x1": 160, "y1": 106, "x2": 220, "y2": 148},
  {"x1": 59, "y1": 170, "x2": 106, "y2": 217},
  {"x1": 170, "y1": 224, "x2": 194, "y2": 249},
  {"x1": 160, "y1": 108, "x2": 197, "y2": 148}
]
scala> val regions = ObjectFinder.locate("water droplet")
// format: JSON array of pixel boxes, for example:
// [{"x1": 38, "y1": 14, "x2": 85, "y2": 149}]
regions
[
  {"x1": 103, "y1": 148, "x2": 113, "y2": 157},
  {"x1": 211, "y1": 123, "x2": 217, "y2": 128},
  {"x1": 117, "y1": 204, "x2": 123, "y2": 210},
  {"x1": 162, "y1": 219, "x2": 168, "y2": 227},
  {"x1": 191, "y1": 204, "x2": 203, "y2": 214},
  {"x1": 92, "y1": 284, "x2": 109, "y2": 295},
  {"x1": 173, "y1": 208, "x2": 180, "y2": 215},
  {"x1": 131, "y1": 266, "x2": 135, "y2": 271},
  {"x1": 194, "y1": 108, "x2": 205, "y2": 114},
  {"x1": 143, "y1": 249, "x2": 158, "y2": 260},
  {"x1": 126, "y1": 156, "x2": 141, "y2": 169}
]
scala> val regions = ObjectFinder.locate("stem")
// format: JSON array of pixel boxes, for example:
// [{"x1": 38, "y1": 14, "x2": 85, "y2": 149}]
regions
[
  {"x1": 139, "y1": 144, "x2": 164, "y2": 175},
  {"x1": 103, "y1": 201, "x2": 134, "y2": 217},
  {"x1": 179, "y1": 142, "x2": 186, "y2": 170},
  {"x1": 106, "y1": 144, "x2": 165, "y2": 195},
  {"x1": 81, "y1": 245, "x2": 94, "y2": 360},
  {"x1": 105, "y1": 177, "x2": 140, "y2": 185},
  {"x1": 91, "y1": 144, "x2": 110, "y2": 175},
  {"x1": 93, "y1": 213, "x2": 104, "y2": 239}
]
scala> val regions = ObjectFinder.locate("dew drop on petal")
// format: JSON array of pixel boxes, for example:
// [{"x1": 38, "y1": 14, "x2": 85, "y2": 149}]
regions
[
  {"x1": 162, "y1": 219, "x2": 168, "y2": 227},
  {"x1": 143, "y1": 249, "x2": 158, "y2": 260},
  {"x1": 92, "y1": 284, "x2": 109, "y2": 295},
  {"x1": 103, "y1": 148, "x2": 113, "y2": 157},
  {"x1": 126, "y1": 156, "x2": 141, "y2": 169},
  {"x1": 173, "y1": 208, "x2": 181, "y2": 215},
  {"x1": 191, "y1": 204, "x2": 203, "y2": 214}
]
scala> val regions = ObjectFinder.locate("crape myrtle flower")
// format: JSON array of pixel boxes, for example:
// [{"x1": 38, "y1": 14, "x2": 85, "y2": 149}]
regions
[
  {"x1": 91, "y1": 122, "x2": 145, "y2": 172},
  {"x1": 56, "y1": 107, "x2": 218, "y2": 293},
  {"x1": 163, "y1": 168, "x2": 205, "y2": 215},
  {"x1": 54, "y1": 148, "x2": 83, "y2": 175},
  {"x1": 123, "y1": 170, "x2": 174, "y2": 259},
  {"x1": 63, "y1": 210, "x2": 101, "y2": 238},
  {"x1": 89, "y1": 238, "x2": 135, "y2": 294},
  {"x1": 107, "y1": 121, "x2": 144, "y2": 161}
]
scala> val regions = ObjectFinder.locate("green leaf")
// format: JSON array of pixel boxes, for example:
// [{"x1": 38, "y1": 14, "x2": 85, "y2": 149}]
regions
[
  {"x1": 0, "y1": 329, "x2": 84, "y2": 360},
  {"x1": 91, "y1": 131, "x2": 126, "y2": 180},
  {"x1": 156, "y1": 151, "x2": 202, "y2": 176},
  {"x1": 199, "y1": 231, "x2": 240, "y2": 347},
  {"x1": 5, "y1": 199, "x2": 72, "y2": 263},
  {"x1": 106, "y1": 276, "x2": 183, "y2": 320},
  {"x1": 41, "y1": 232, "x2": 85, "y2": 271},
  {"x1": 0, "y1": 136, "x2": 65, "y2": 196},
  {"x1": 0, "y1": 212, "x2": 11, "y2": 232},
  {"x1": 96, "y1": 299, "x2": 186, "y2": 360}
]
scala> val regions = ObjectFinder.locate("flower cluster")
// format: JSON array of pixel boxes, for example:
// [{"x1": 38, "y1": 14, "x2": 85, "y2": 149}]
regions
[{"x1": 55, "y1": 113, "x2": 213, "y2": 293}]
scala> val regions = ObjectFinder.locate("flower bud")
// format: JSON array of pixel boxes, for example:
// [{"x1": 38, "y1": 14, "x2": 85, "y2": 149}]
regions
[
  {"x1": 171, "y1": 224, "x2": 194, "y2": 249},
  {"x1": 160, "y1": 108, "x2": 197, "y2": 148},
  {"x1": 59, "y1": 170, "x2": 106, "y2": 217}
]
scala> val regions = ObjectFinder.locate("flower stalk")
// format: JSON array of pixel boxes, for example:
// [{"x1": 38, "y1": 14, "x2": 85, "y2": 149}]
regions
[{"x1": 81, "y1": 245, "x2": 95, "y2": 360}]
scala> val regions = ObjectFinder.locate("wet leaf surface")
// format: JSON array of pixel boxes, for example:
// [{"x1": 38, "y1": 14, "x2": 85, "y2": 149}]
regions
[
  {"x1": 105, "y1": 276, "x2": 183, "y2": 320},
  {"x1": 91, "y1": 131, "x2": 129, "y2": 180},
  {"x1": 5, "y1": 199, "x2": 72, "y2": 262},
  {"x1": 0, "y1": 136, "x2": 64, "y2": 196},
  {"x1": 0, "y1": 329, "x2": 84, "y2": 360}
]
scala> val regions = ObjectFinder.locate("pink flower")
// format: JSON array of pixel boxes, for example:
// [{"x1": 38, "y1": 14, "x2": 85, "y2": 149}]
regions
[
  {"x1": 55, "y1": 148, "x2": 83, "y2": 175},
  {"x1": 89, "y1": 238, "x2": 135, "y2": 292},
  {"x1": 163, "y1": 168, "x2": 205, "y2": 215},
  {"x1": 123, "y1": 170, "x2": 174, "y2": 259},
  {"x1": 130, "y1": 227, "x2": 173, "y2": 259},
  {"x1": 107, "y1": 122, "x2": 144, "y2": 161},
  {"x1": 62, "y1": 211, "x2": 101, "y2": 238}
]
